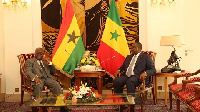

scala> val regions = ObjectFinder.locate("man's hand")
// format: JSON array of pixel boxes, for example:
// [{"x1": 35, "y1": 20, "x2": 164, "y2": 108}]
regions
[
  {"x1": 140, "y1": 72, "x2": 147, "y2": 82},
  {"x1": 34, "y1": 77, "x2": 42, "y2": 85},
  {"x1": 43, "y1": 56, "x2": 51, "y2": 64},
  {"x1": 114, "y1": 70, "x2": 120, "y2": 77}
]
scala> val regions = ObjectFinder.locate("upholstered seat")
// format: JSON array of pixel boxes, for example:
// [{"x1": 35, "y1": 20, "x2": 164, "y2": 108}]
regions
[
  {"x1": 169, "y1": 83, "x2": 198, "y2": 93},
  {"x1": 168, "y1": 69, "x2": 200, "y2": 111},
  {"x1": 190, "y1": 99, "x2": 200, "y2": 111}
]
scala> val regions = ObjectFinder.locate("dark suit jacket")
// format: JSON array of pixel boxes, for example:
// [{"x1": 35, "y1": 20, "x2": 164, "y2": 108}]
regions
[
  {"x1": 119, "y1": 52, "x2": 156, "y2": 85},
  {"x1": 25, "y1": 57, "x2": 56, "y2": 81}
]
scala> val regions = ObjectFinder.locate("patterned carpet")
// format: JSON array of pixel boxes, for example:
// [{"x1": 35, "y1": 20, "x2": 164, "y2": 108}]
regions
[{"x1": 0, "y1": 99, "x2": 187, "y2": 112}]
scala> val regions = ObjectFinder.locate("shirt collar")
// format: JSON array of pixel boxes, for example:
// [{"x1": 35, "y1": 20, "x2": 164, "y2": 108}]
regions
[{"x1": 134, "y1": 52, "x2": 141, "y2": 57}]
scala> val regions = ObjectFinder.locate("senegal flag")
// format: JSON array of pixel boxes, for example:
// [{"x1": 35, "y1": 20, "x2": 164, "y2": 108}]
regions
[
  {"x1": 52, "y1": 0, "x2": 85, "y2": 77},
  {"x1": 97, "y1": 0, "x2": 130, "y2": 77}
]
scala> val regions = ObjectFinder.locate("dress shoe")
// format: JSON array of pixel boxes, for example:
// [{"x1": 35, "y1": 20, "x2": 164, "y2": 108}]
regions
[
  {"x1": 124, "y1": 105, "x2": 129, "y2": 109},
  {"x1": 60, "y1": 106, "x2": 71, "y2": 112}
]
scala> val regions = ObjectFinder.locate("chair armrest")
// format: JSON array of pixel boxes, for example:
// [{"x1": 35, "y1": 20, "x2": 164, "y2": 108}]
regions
[
  {"x1": 176, "y1": 69, "x2": 200, "y2": 79},
  {"x1": 21, "y1": 70, "x2": 30, "y2": 80},
  {"x1": 181, "y1": 80, "x2": 193, "y2": 90},
  {"x1": 140, "y1": 84, "x2": 145, "y2": 90},
  {"x1": 174, "y1": 79, "x2": 200, "y2": 93},
  {"x1": 169, "y1": 70, "x2": 200, "y2": 87},
  {"x1": 20, "y1": 70, "x2": 35, "y2": 92},
  {"x1": 190, "y1": 77, "x2": 200, "y2": 82},
  {"x1": 187, "y1": 86, "x2": 200, "y2": 103},
  {"x1": 169, "y1": 73, "x2": 191, "y2": 87},
  {"x1": 140, "y1": 77, "x2": 146, "y2": 90},
  {"x1": 169, "y1": 77, "x2": 178, "y2": 87}
]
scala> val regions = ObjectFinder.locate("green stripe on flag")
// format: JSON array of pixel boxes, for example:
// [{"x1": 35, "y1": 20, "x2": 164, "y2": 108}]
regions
[
  {"x1": 107, "y1": 0, "x2": 122, "y2": 27},
  {"x1": 62, "y1": 36, "x2": 85, "y2": 75}
]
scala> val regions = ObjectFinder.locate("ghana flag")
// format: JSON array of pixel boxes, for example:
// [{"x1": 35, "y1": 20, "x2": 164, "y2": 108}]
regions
[
  {"x1": 52, "y1": 0, "x2": 85, "y2": 77},
  {"x1": 97, "y1": 0, "x2": 130, "y2": 77}
]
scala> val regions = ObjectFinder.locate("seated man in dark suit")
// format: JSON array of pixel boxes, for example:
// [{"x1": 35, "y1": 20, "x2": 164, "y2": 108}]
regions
[{"x1": 113, "y1": 42, "x2": 156, "y2": 95}]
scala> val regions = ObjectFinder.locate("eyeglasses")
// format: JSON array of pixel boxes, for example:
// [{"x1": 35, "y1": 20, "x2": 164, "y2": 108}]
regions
[
  {"x1": 36, "y1": 52, "x2": 44, "y2": 55},
  {"x1": 132, "y1": 46, "x2": 139, "y2": 48}
]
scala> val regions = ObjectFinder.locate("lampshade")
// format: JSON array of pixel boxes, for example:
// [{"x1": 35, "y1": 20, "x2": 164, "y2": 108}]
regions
[{"x1": 160, "y1": 35, "x2": 185, "y2": 47}]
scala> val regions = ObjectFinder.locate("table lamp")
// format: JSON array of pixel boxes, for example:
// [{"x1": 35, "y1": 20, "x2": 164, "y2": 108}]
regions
[{"x1": 160, "y1": 35, "x2": 185, "y2": 73}]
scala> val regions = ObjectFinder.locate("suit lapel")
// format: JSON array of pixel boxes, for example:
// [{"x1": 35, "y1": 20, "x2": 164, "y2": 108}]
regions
[
  {"x1": 127, "y1": 54, "x2": 134, "y2": 64},
  {"x1": 134, "y1": 53, "x2": 143, "y2": 67},
  {"x1": 33, "y1": 58, "x2": 44, "y2": 73}
]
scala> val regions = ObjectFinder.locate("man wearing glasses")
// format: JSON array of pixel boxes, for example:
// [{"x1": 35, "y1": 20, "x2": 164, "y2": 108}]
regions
[
  {"x1": 25, "y1": 48, "x2": 69, "y2": 111},
  {"x1": 25, "y1": 47, "x2": 61, "y2": 97}
]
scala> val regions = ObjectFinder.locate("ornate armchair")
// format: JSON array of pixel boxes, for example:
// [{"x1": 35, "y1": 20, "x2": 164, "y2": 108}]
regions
[
  {"x1": 168, "y1": 69, "x2": 200, "y2": 111},
  {"x1": 17, "y1": 53, "x2": 35, "y2": 105},
  {"x1": 17, "y1": 53, "x2": 62, "y2": 105},
  {"x1": 112, "y1": 51, "x2": 157, "y2": 111},
  {"x1": 136, "y1": 51, "x2": 157, "y2": 108}
]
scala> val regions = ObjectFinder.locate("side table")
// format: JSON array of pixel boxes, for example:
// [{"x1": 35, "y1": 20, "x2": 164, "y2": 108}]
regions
[
  {"x1": 154, "y1": 71, "x2": 185, "y2": 106},
  {"x1": 74, "y1": 70, "x2": 105, "y2": 94}
]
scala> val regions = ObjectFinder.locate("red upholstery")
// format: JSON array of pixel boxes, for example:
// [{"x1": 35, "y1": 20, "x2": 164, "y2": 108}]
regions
[
  {"x1": 190, "y1": 77, "x2": 200, "y2": 81},
  {"x1": 190, "y1": 99, "x2": 200, "y2": 111},
  {"x1": 177, "y1": 90, "x2": 195, "y2": 102},
  {"x1": 168, "y1": 69, "x2": 200, "y2": 111},
  {"x1": 169, "y1": 83, "x2": 198, "y2": 92},
  {"x1": 169, "y1": 83, "x2": 198, "y2": 104}
]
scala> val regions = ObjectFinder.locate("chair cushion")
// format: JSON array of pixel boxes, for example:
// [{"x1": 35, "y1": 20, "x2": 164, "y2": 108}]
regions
[
  {"x1": 190, "y1": 99, "x2": 200, "y2": 111},
  {"x1": 177, "y1": 90, "x2": 195, "y2": 102},
  {"x1": 169, "y1": 83, "x2": 198, "y2": 92}
]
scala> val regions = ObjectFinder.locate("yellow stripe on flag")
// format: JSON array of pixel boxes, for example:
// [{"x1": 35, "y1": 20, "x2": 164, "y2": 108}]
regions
[
  {"x1": 101, "y1": 18, "x2": 129, "y2": 57},
  {"x1": 53, "y1": 15, "x2": 81, "y2": 69}
]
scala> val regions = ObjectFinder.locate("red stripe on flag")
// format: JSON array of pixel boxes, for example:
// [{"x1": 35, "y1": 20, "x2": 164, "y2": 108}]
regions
[
  {"x1": 97, "y1": 41, "x2": 125, "y2": 75},
  {"x1": 52, "y1": 0, "x2": 74, "y2": 57}
]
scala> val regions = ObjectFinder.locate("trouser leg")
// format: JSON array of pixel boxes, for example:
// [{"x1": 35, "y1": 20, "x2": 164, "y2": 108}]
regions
[
  {"x1": 34, "y1": 80, "x2": 44, "y2": 97},
  {"x1": 113, "y1": 75, "x2": 128, "y2": 93},
  {"x1": 126, "y1": 75, "x2": 140, "y2": 95},
  {"x1": 44, "y1": 77, "x2": 62, "y2": 95}
]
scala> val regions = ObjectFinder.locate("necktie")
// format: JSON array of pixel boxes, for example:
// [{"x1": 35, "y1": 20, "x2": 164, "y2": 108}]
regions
[
  {"x1": 39, "y1": 61, "x2": 47, "y2": 78},
  {"x1": 127, "y1": 56, "x2": 136, "y2": 77}
]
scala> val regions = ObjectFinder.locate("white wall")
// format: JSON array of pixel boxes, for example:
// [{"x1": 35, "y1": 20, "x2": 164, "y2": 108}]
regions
[
  {"x1": 3, "y1": 4, "x2": 33, "y2": 94},
  {"x1": 147, "y1": 0, "x2": 184, "y2": 70},
  {"x1": 182, "y1": 0, "x2": 200, "y2": 73},
  {"x1": 31, "y1": 0, "x2": 42, "y2": 49},
  {"x1": 146, "y1": 0, "x2": 200, "y2": 88},
  {"x1": 146, "y1": 0, "x2": 200, "y2": 73},
  {"x1": 0, "y1": 0, "x2": 6, "y2": 93},
  {"x1": 139, "y1": 0, "x2": 148, "y2": 50},
  {"x1": 1, "y1": 0, "x2": 42, "y2": 94}
]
